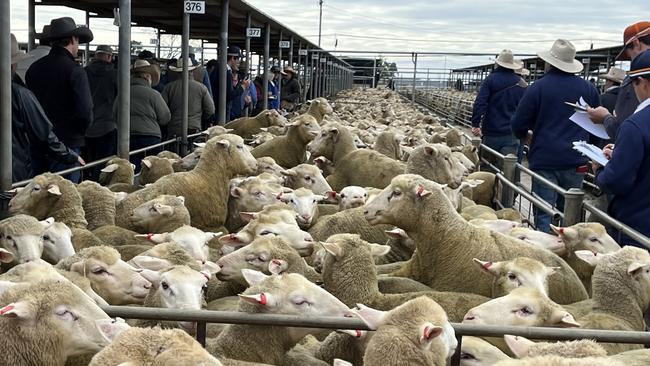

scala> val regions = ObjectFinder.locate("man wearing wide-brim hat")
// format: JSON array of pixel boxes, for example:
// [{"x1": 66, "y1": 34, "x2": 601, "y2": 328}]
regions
[
  {"x1": 208, "y1": 45, "x2": 248, "y2": 123},
  {"x1": 599, "y1": 67, "x2": 626, "y2": 115},
  {"x1": 25, "y1": 16, "x2": 94, "y2": 183},
  {"x1": 281, "y1": 66, "x2": 302, "y2": 111},
  {"x1": 16, "y1": 25, "x2": 52, "y2": 81},
  {"x1": 470, "y1": 49, "x2": 527, "y2": 159},
  {"x1": 587, "y1": 21, "x2": 650, "y2": 140},
  {"x1": 510, "y1": 39, "x2": 601, "y2": 234},
  {"x1": 9, "y1": 33, "x2": 83, "y2": 183}
]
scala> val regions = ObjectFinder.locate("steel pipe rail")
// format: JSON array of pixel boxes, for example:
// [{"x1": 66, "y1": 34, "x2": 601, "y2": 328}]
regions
[
  {"x1": 497, "y1": 172, "x2": 564, "y2": 221},
  {"x1": 583, "y1": 201, "x2": 650, "y2": 250}
]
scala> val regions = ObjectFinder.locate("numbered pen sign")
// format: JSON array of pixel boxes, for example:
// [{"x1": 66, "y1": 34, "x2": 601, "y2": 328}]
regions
[
  {"x1": 184, "y1": 1, "x2": 205, "y2": 14},
  {"x1": 279, "y1": 41, "x2": 290, "y2": 48},
  {"x1": 299, "y1": 50, "x2": 308, "y2": 56},
  {"x1": 327, "y1": 61, "x2": 333, "y2": 66},
  {"x1": 312, "y1": 54, "x2": 319, "y2": 59},
  {"x1": 320, "y1": 58, "x2": 326, "y2": 63},
  {"x1": 581, "y1": 58, "x2": 590, "y2": 64},
  {"x1": 246, "y1": 28, "x2": 261, "y2": 38}
]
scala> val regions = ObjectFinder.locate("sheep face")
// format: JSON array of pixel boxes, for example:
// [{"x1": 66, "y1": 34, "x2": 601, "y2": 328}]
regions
[
  {"x1": 180, "y1": 147, "x2": 203, "y2": 170},
  {"x1": 202, "y1": 134, "x2": 257, "y2": 175},
  {"x1": 8, "y1": 175, "x2": 63, "y2": 218},
  {"x1": 231, "y1": 180, "x2": 285, "y2": 216},
  {"x1": 337, "y1": 186, "x2": 368, "y2": 210},
  {"x1": 255, "y1": 157, "x2": 284, "y2": 177},
  {"x1": 279, "y1": 189, "x2": 327, "y2": 229},
  {"x1": 308, "y1": 124, "x2": 339, "y2": 161},
  {"x1": 473, "y1": 257, "x2": 557, "y2": 297},
  {"x1": 0, "y1": 232, "x2": 43, "y2": 264},
  {"x1": 458, "y1": 336, "x2": 510, "y2": 366},
  {"x1": 281, "y1": 164, "x2": 332, "y2": 195},
  {"x1": 409, "y1": 144, "x2": 464, "y2": 188},
  {"x1": 41, "y1": 221, "x2": 75, "y2": 263},
  {"x1": 99, "y1": 158, "x2": 134, "y2": 186},
  {"x1": 551, "y1": 222, "x2": 621, "y2": 255},
  {"x1": 265, "y1": 109, "x2": 288, "y2": 127},
  {"x1": 129, "y1": 195, "x2": 187, "y2": 232},
  {"x1": 462, "y1": 287, "x2": 579, "y2": 328},
  {"x1": 221, "y1": 220, "x2": 314, "y2": 257},
  {"x1": 507, "y1": 227, "x2": 566, "y2": 255},
  {"x1": 216, "y1": 237, "x2": 292, "y2": 284},
  {"x1": 291, "y1": 115, "x2": 321, "y2": 142},
  {"x1": 147, "y1": 226, "x2": 220, "y2": 264}
]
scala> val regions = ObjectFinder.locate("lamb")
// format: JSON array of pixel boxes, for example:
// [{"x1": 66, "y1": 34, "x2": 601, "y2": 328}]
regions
[
  {"x1": 204, "y1": 125, "x2": 235, "y2": 138},
  {"x1": 56, "y1": 246, "x2": 152, "y2": 305},
  {"x1": 332, "y1": 186, "x2": 368, "y2": 210},
  {"x1": 207, "y1": 270, "x2": 351, "y2": 364},
  {"x1": 373, "y1": 130, "x2": 402, "y2": 160},
  {"x1": 251, "y1": 114, "x2": 321, "y2": 168},
  {"x1": 99, "y1": 157, "x2": 135, "y2": 186},
  {"x1": 76, "y1": 180, "x2": 116, "y2": 230},
  {"x1": 363, "y1": 174, "x2": 589, "y2": 304},
  {"x1": 551, "y1": 223, "x2": 621, "y2": 294},
  {"x1": 0, "y1": 280, "x2": 125, "y2": 365},
  {"x1": 128, "y1": 195, "x2": 191, "y2": 234},
  {"x1": 226, "y1": 175, "x2": 287, "y2": 232},
  {"x1": 466, "y1": 171, "x2": 496, "y2": 206},
  {"x1": 281, "y1": 163, "x2": 333, "y2": 195},
  {"x1": 460, "y1": 336, "x2": 511, "y2": 366},
  {"x1": 40, "y1": 218, "x2": 76, "y2": 264},
  {"x1": 116, "y1": 134, "x2": 257, "y2": 233},
  {"x1": 136, "y1": 225, "x2": 221, "y2": 263},
  {"x1": 506, "y1": 227, "x2": 566, "y2": 254},
  {"x1": 140, "y1": 155, "x2": 175, "y2": 185},
  {"x1": 353, "y1": 296, "x2": 457, "y2": 366},
  {"x1": 278, "y1": 188, "x2": 328, "y2": 229},
  {"x1": 255, "y1": 156, "x2": 285, "y2": 177},
  {"x1": 472, "y1": 257, "x2": 558, "y2": 297},
  {"x1": 179, "y1": 144, "x2": 204, "y2": 170},
  {"x1": 224, "y1": 109, "x2": 288, "y2": 139},
  {"x1": 89, "y1": 327, "x2": 222, "y2": 366},
  {"x1": 0, "y1": 214, "x2": 45, "y2": 265},
  {"x1": 305, "y1": 97, "x2": 334, "y2": 123}
]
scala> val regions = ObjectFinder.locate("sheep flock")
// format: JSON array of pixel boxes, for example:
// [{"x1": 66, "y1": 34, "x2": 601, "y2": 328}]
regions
[{"x1": 1, "y1": 87, "x2": 647, "y2": 366}]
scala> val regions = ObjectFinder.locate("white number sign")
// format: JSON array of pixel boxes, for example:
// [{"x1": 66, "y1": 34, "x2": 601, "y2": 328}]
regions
[
  {"x1": 312, "y1": 54, "x2": 319, "y2": 59},
  {"x1": 320, "y1": 58, "x2": 326, "y2": 63},
  {"x1": 299, "y1": 49, "x2": 308, "y2": 56},
  {"x1": 184, "y1": 1, "x2": 205, "y2": 14},
  {"x1": 246, "y1": 28, "x2": 261, "y2": 38},
  {"x1": 279, "y1": 41, "x2": 290, "y2": 48}
]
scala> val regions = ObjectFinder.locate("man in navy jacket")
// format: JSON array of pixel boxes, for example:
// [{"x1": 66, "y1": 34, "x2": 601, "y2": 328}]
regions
[
  {"x1": 594, "y1": 50, "x2": 650, "y2": 249},
  {"x1": 511, "y1": 39, "x2": 600, "y2": 233},
  {"x1": 471, "y1": 49, "x2": 526, "y2": 157}
]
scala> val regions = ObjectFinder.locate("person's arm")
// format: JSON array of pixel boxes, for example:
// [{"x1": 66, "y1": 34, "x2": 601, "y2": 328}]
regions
[
  {"x1": 70, "y1": 66, "x2": 94, "y2": 130},
  {"x1": 471, "y1": 78, "x2": 491, "y2": 128},
  {"x1": 510, "y1": 86, "x2": 537, "y2": 139},
  {"x1": 595, "y1": 122, "x2": 643, "y2": 195},
  {"x1": 153, "y1": 93, "x2": 171, "y2": 126},
  {"x1": 202, "y1": 69, "x2": 213, "y2": 97},
  {"x1": 285, "y1": 80, "x2": 301, "y2": 102}
]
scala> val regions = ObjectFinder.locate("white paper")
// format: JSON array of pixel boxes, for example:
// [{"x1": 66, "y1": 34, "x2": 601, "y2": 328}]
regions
[
  {"x1": 572, "y1": 141, "x2": 609, "y2": 166},
  {"x1": 568, "y1": 98, "x2": 610, "y2": 139}
]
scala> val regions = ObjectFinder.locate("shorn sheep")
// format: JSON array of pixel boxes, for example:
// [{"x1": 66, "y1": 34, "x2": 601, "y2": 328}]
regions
[
  {"x1": 363, "y1": 174, "x2": 588, "y2": 304},
  {"x1": 128, "y1": 195, "x2": 191, "y2": 233},
  {"x1": 252, "y1": 114, "x2": 321, "y2": 168},
  {"x1": 224, "y1": 108, "x2": 288, "y2": 139}
]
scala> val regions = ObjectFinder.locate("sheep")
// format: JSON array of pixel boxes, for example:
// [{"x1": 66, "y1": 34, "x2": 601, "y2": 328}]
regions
[
  {"x1": 375, "y1": 227, "x2": 416, "y2": 265},
  {"x1": 116, "y1": 134, "x2": 257, "y2": 233},
  {"x1": 140, "y1": 155, "x2": 175, "y2": 185},
  {"x1": 89, "y1": 327, "x2": 222, "y2": 366},
  {"x1": 207, "y1": 270, "x2": 351, "y2": 364},
  {"x1": 129, "y1": 242, "x2": 202, "y2": 271},
  {"x1": 99, "y1": 157, "x2": 135, "y2": 186},
  {"x1": 320, "y1": 233, "x2": 488, "y2": 322},
  {"x1": 255, "y1": 156, "x2": 285, "y2": 177},
  {"x1": 551, "y1": 223, "x2": 621, "y2": 294},
  {"x1": 281, "y1": 163, "x2": 332, "y2": 195},
  {"x1": 331, "y1": 186, "x2": 368, "y2": 211},
  {"x1": 305, "y1": 97, "x2": 334, "y2": 123},
  {"x1": 470, "y1": 219, "x2": 523, "y2": 234},
  {"x1": 466, "y1": 171, "x2": 496, "y2": 206},
  {"x1": 251, "y1": 114, "x2": 321, "y2": 168},
  {"x1": 373, "y1": 130, "x2": 402, "y2": 160},
  {"x1": 363, "y1": 174, "x2": 589, "y2": 304},
  {"x1": 0, "y1": 214, "x2": 45, "y2": 265},
  {"x1": 308, "y1": 207, "x2": 394, "y2": 247},
  {"x1": 353, "y1": 296, "x2": 457, "y2": 366},
  {"x1": 224, "y1": 109, "x2": 288, "y2": 139},
  {"x1": 129, "y1": 195, "x2": 191, "y2": 234},
  {"x1": 444, "y1": 127, "x2": 464, "y2": 147},
  {"x1": 504, "y1": 335, "x2": 607, "y2": 359},
  {"x1": 278, "y1": 188, "x2": 328, "y2": 229},
  {"x1": 452, "y1": 151, "x2": 476, "y2": 172},
  {"x1": 506, "y1": 227, "x2": 566, "y2": 254},
  {"x1": 453, "y1": 144, "x2": 480, "y2": 166},
  {"x1": 179, "y1": 144, "x2": 204, "y2": 171},
  {"x1": 0, "y1": 279, "x2": 125, "y2": 365},
  {"x1": 76, "y1": 180, "x2": 116, "y2": 230},
  {"x1": 204, "y1": 125, "x2": 235, "y2": 138},
  {"x1": 136, "y1": 225, "x2": 221, "y2": 264},
  {"x1": 472, "y1": 257, "x2": 558, "y2": 297},
  {"x1": 157, "y1": 150, "x2": 182, "y2": 160},
  {"x1": 460, "y1": 336, "x2": 511, "y2": 366},
  {"x1": 226, "y1": 176, "x2": 287, "y2": 232},
  {"x1": 313, "y1": 156, "x2": 334, "y2": 177},
  {"x1": 56, "y1": 246, "x2": 152, "y2": 305},
  {"x1": 40, "y1": 218, "x2": 76, "y2": 264},
  {"x1": 462, "y1": 204, "x2": 498, "y2": 220}
]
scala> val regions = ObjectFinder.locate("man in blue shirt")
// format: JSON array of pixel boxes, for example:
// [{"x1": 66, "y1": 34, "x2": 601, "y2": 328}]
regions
[
  {"x1": 471, "y1": 49, "x2": 527, "y2": 157},
  {"x1": 593, "y1": 50, "x2": 650, "y2": 249},
  {"x1": 511, "y1": 39, "x2": 600, "y2": 233}
]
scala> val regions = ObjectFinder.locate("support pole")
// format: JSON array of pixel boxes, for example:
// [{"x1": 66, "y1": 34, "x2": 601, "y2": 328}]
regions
[
  {"x1": 28, "y1": 0, "x2": 36, "y2": 52},
  {"x1": 180, "y1": 13, "x2": 190, "y2": 156},
  {"x1": 245, "y1": 13, "x2": 251, "y2": 78},
  {"x1": 278, "y1": 30, "x2": 283, "y2": 103},
  {"x1": 1, "y1": 0, "x2": 11, "y2": 189},
  {"x1": 288, "y1": 35, "x2": 294, "y2": 69},
  {"x1": 217, "y1": 0, "x2": 229, "y2": 124},
  {"x1": 200, "y1": 39, "x2": 205, "y2": 64},
  {"x1": 262, "y1": 22, "x2": 270, "y2": 110},
  {"x1": 411, "y1": 52, "x2": 417, "y2": 105},
  {"x1": 156, "y1": 29, "x2": 161, "y2": 59},
  {"x1": 84, "y1": 11, "x2": 90, "y2": 66},
  {"x1": 563, "y1": 188, "x2": 585, "y2": 227},
  {"x1": 117, "y1": 0, "x2": 131, "y2": 159},
  {"x1": 372, "y1": 58, "x2": 376, "y2": 88}
]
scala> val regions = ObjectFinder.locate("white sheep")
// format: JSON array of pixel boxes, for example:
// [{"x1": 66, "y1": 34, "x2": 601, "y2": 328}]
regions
[
  {"x1": 136, "y1": 225, "x2": 221, "y2": 264},
  {"x1": 39, "y1": 217, "x2": 75, "y2": 264},
  {"x1": 0, "y1": 214, "x2": 45, "y2": 265}
]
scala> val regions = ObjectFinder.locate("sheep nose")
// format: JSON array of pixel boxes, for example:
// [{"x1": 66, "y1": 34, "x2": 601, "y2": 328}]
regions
[
  {"x1": 301, "y1": 214, "x2": 311, "y2": 221},
  {"x1": 464, "y1": 314, "x2": 476, "y2": 321},
  {"x1": 143, "y1": 282, "x2": 152, "y2": 290},
  {"x1": 196, "y1": 258, "x2": 206, "y2": 264}
]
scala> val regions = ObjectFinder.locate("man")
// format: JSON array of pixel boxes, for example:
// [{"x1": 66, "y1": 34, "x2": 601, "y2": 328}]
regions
[
  {"x1": 281, "y1": 66, "x2": 302, "y2": 111},
  {"x1": 84, "y1": 45, "x2": 117, "y2": 180},
  {"x1": 15, "y1": 25, "x2": 51, "y2": 82},
  {"x1": 25, "y1": 17, "x2": 94, "y2": 183},
  {"x1": 230, "y1": 63, "x2": 254, "y2": 120},
  {"x1": 268, "y1": 66, "x2": 283, "y2": 110},
  {"x1": 588, "y1": 21, "x2": 650, "y2": 140},
  {"x1": 10, "y1": 33, "x2": 83, "y2": 183},
  {"x1": 599, "y1": 67, "x2": 625, "y2": 113},
  {"x1": 189, "y1": 51, "x2": 213, "y2": 97},
  {"x1": 471, "y1": 49, "x2": 526, "y2": 157},
  {"x1": 510, "y1": 39, "x2": 600, "y2": 233},
  {"x1": 209, "y1": 46, "x2": 248, "y2": 123},
  {"x1": 593, "y1": 50, "x2": 650, "y2": 248}
]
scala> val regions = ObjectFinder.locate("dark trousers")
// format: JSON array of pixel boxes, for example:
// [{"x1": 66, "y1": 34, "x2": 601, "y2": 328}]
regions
[
  {"x1": 130, "y1": 135, "x2": 161, "y2": 173},
  {"x1": 48, "y1": 147, "x2": 82, "y2": 183},
  {"x1": 86, "y1": 130, "x2": 117, "y2": 181}
]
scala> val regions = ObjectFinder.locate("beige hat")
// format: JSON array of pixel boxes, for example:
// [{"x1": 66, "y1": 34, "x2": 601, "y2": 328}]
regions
[
  {"x1": 131, "y1": 59, "x2": 161, "y2": 87},
  {"x1": 283, "y1": 66, "x2": 297, "y2": 75},
  {"x1": 600, "y1": 67, "x2": 625, "y2": 84},
  {"x1": 168, "y1": 58, "x2": 197, "y2": 72},
  {"x1": 537, "y1": 39, "x2": 583, "y2": 73},
  {"x1": 515, "y1": 67, "x2": 530, "y2": 76},
  {"x1": 495, "y1": 49, "x2": 523, "y2": 70},
  {"x1": 11, "y1": 33, "x2": 32, "y2": 64}
]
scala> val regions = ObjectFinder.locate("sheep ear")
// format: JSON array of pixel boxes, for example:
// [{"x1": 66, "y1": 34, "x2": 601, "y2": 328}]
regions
[
  {"x1": 47, "y1": 184, "x2": 62, "y2": 196},
  {"x1": 0, "y1": 301, "x2": 34, "y2": 319},
  {"x1": 218, "y1": 233, "x2": 246, "y2": 245},
  {"x1": 39, "y1": 217, "x2": 55, "y2": 228},
  {"x1": 130, "y1": 164, "x2": 136, "y2": 171},
  {"x1": 320, "y1": 242, "x2": 343, "y2": 258},
  {"x1": 101, "y1": 164, "x2": 119, "y2": 173},
  {"x1": 153, "y1": 203, "x2": 174, "y2": 216},
  {"x1": 628, "y1": 262, "x2": 647, "y2": 276},
  {"x1": 201, "y1": 261, "x2": 221, "y2": 279},
  {"x1": 461, "y1": 179, "x2": 484, "y2": 189},
  {"x1": 217, "y1": 139, "x2": 230, "y2": 149},
  {"x1": 139, "y1": 269, "x2": 162, "y2": 287},
  {"x1": 135, "y1": 233, "x2": 170, "y2": 244},
  {"x1": 504, "y1": 335, "x2": 535, "y2": 358},
  {"x1": 129, "y1": 255, "x2": 172, "y2": 271},
  {"x1": 472, "y1": 258, "x2": 501, "y2": 276},
  {"x1": 546, "y1": 266, "x2": 561, "y2": 276},
  {"x1": 96, "y1": 318, "x2": 130, "y2": 343},
  {"x1": 351, "y1": 304, "x2": 386, "y2": 330},
  {"x1": 280, "y1": 169, "x2": 297, "y2": 177},
  {"x1": 550, "y1": 310, "x2": 580, "y2": 328},
  {"x1": 384, "y1": 228, "x2": 407, "y2": 239},
  {"x1": 415, "y1": 185, "x2": 432, "y2": 199},
  {"x1": 230, "y1": 187, "x2": 243, "y2": 198},
  {"x1": 142, "y1": 159, "x2": 152, "y2": 169},
  {"x1": 268, "y1": 259, "x2": 288, "y2": 275},
  {"x1": 368, "y1": 244, "x2": 391, "y2": 257},
  {"x1": 420, "y1": 323, "x2": 443, "y2": 348},
  {"x1": 550, "y1": 225, "x2": 578, "y2": 240},
  {"x1": 114, "y1": 192, "x2": 128, "y2": 203},
  {"x1": 0, "y1": 249, "x2": 14, "y2": 263},
  {"x1": 329, "y1": 127, "x2": 340, "y2": 142},
  {"x1": 574, "y1": 250, "x2": 600, "y2": 267},
  {"x1": 259, "y1": 127, "x2": 269, "y2": 132},
  {"x1": 193, "y1": 142, "x2": 206, "y2": 148},
  {"x1": 239, "y1": 212, "x2": 259, "y2": 222},
  {"x1": 333, "y1": 359, "x2": 353, "y2": 366},
  {"x1": 424, "y1": 146, "x2": 437, "y2": 156},
  {"x1": 325, "y1": 191, "x2": 339, "y2": 202},
  {"x1": 241, "y1": 269, "x2": 269, "y2": 286},
  {"x1": 69, "y1": 261, "x2": 86, "y2": 275},
  {"x1": 238, "y1": 292, "x2": 275, "y2": 306}
]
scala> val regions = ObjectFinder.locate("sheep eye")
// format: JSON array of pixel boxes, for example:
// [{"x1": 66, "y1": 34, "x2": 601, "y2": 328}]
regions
[
  {"x1": 460, "y1": 353, "x2": 476, "y2": 360},
  {"x1": 294, "y1": 299, "x2": 310, "y2": 306},
  {"x1": 6, "y1": 235, "x2": 12, "y2": 241},
  {"x1": 589, "y1": 237, "x2": 600, "y2": 243},
  {"x1": 33, "y1": 185, "x2": 41, "y2": 191},
  {"x1": 259, "y1": 230, "x2": 276, "y2": 236},
  {"x1": 519, "y1": 307, "x2": 533, "y2": 315},
  {"x1": 43, "y1": 235, "x2": 51, "y2": 242},
  {"x1": 92, "y1": 267, "x2": 108, "y2": 275},
  {"x1": 237, "y1": 145, "x2": 244, "y2": 149},
  {"x1": 507, "y1": 272, "x2": 517, "y2": 280},
  {"x1": 340, "y1": 194, "x2": 346, "y2": 199},
  {"x1": 304, "y1": 176, "x2": 311, "y2": 181},
  {"x1": 202, "y1": 285, "x2": 208, "y2": 292},
  {"x1": 57, "y1": 309, "x2": 79, "y2": 321},
  {"x1": 161, "y1": 281, "x2": 169, "y2": 290}
]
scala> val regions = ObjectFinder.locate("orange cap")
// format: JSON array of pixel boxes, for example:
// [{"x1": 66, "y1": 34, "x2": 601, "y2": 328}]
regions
[{"x1": 617, "y1": 21, "x2": 650, "y2": 61}]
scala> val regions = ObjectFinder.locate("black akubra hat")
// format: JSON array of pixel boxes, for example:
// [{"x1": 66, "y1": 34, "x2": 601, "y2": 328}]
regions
[
  {"x1": 43, "y1": 17, "x2": 94, "y2": 44},
  {"x1": 35, "y1": 25, "x2": 51, "y2": 40}
]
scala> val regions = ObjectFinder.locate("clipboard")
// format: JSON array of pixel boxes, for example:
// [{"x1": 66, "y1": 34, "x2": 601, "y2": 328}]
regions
[{"x1": 564, "y1": 101, "x2": 588, "y2": 112}]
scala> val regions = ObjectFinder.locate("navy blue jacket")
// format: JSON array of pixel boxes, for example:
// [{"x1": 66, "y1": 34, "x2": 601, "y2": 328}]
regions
[
  {"x1": 595, "y1": 103, "x2": 650, "y2": 246},
  {"x1": 603, "y1": 79, "x2": 639, "y2": 140},
  {"x1": 471, "y1": 67, "x2": 526, "y2": 136},
  {"x1": 510, "y1": 68, "x2": 600, "y2": 170}
]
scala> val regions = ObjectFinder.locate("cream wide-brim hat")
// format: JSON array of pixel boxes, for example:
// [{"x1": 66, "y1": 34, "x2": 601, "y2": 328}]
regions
[
  {"x1": 168, "y1": 58, "x2": 198, "y2": 72},
  {"x1": 131, "y1": 59, "x2": 161, "y2": 87},
  {"x1": 495, "y1": 49, "x2": 524, "y2": 70},
  {"x1": 11, "y1": 34, "x2": 32, "y2": 64},
  {"x1": 601, "y1": 67, "x2": 626, "y2": 84},
  {"x1": 537, "y1": 39, "x2": 583, "y2": 74}
]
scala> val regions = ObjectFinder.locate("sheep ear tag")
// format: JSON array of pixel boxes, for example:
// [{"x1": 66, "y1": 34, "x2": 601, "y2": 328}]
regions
[
  {"x1": 0, "y1": 301, "x2": 32, "y2": 318},
  {"x1": 415, "y1": 186, "x2": 432, "y2": 199},
  {"x1": 238, "y1": 292, "x2": 274, "y2": 306},
  {"x1": 472, "y1": 258, "x2": 499, "y2": 276},
  {"x1": 268, "y1": 259, "x2": 288, "y2": 275}
]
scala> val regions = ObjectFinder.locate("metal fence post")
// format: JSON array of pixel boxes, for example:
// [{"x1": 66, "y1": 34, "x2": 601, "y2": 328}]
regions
[
  {"x1": 411, "y1": 52, "x2": 417, "y2": 105},
  {"x1": 471, "y1": 137, "x2": 481, "y2": 149},
  {"x1": 563, "y1": 188, "x2": 585, "y2": 226},
  {"x1": 501, "y1": 154, "x2": 517, "y2": 208},
  {"x1": 0, "y1": 0, "x2": 10, "y2": 190},
  {"x1": 117, "y1": 0, "x2": 131, "y2": 160},
  {"x1": 180, "y1": 12, "x2": 190, "y2": 156},
  {"x1": 28, "y1": 0, "x2": 36, "y2": 51},
  {"x1": 217, "y1": 0, "x2": 229, "y2": 125},
  {"x1": 262, "y1": 22, "x2": 270, "y2": 110}
]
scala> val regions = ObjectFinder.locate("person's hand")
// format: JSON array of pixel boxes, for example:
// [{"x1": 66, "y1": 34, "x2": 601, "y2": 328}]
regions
[
  {"x1": 471, "y1": 127, "x2": 481, "y2": 137},
  {"x1": 77, "y1": 156, "x2": 86, "y2": 166},
  {"x1": 591, "y1": 161, "x2": 602, "y2": 173},
  {"x1": 603, "y1": 143, "x2": 614, "y2": 160},
  {"x1": 244, "y1": 95, "x2": 252, "y2": 104},
  {"x1": 242, "y1": 79, "x2": 250, "y2": 89},
  {"x1": 587, "y1": 106, "x2": 611, "y2": 124},
  {"x1": 524, "y1": 130, "x2": 533, "y2": 146}
]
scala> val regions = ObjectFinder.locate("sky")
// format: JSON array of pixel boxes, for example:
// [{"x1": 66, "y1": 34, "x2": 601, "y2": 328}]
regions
[{"x1": 9, "y1": 0, "x2": 646, "y2": 79}]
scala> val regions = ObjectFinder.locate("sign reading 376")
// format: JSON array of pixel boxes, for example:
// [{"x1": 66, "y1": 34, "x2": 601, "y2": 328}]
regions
[{"x1": 184, "y1": 1, "x2": 205, "y2": 14}]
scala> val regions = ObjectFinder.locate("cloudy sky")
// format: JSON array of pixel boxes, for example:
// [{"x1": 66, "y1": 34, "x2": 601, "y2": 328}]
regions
[{"x1": 9, "y1": 0, "x2": 646, "y2": 76}]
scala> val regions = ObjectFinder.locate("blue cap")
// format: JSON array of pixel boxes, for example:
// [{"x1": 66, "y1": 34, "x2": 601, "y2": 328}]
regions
[
  {"x1": 623, "y1": 49, "x2": 650, "y2": 86},
  {"x1": 227, "y1": 46, "x2": 242, "y2": 57}
]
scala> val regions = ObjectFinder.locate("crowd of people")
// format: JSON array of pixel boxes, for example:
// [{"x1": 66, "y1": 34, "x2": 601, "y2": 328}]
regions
[
  {"x1": 470, "y1": 21, "x2": 650, "y2": 248},
  {"x1": 9, "y1": 16, "x2": 303, "y2": 183}
]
